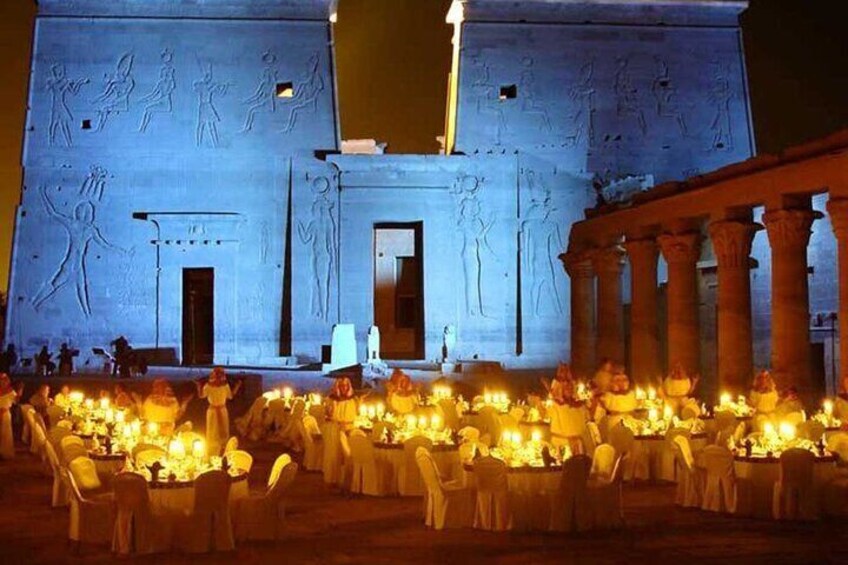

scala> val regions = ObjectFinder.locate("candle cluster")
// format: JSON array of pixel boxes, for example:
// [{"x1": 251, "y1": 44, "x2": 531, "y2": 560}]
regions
[
  {"x1": 709, "y1": 393, "x2": 755, "y2": 418},
  {"x1": 473, "y1": 391, "x2": 511, "y2": 413},
  {"x1": 811, "y1": 399, "x2": 843, "y2": 429},
  {"x1": 730, "y1": 421, "x2": 825, "y2": 459},
  {"x1": 634, "y1": 386, "x2": 662, "y2": 411},
  {"x1": 492, "y1": 428, "x2": 567, "y2": 467}
]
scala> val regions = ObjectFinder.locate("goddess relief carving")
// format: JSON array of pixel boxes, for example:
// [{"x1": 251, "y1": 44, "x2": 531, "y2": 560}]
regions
[
  {"x1": 282, "y1": 52, "x2": 325, "y2": 133},
  {"x1": 242, "y1": 51, "x2": 279, "y2": 133},
  {"x1": 566, "y1": 60, "x2": 596, "y2": 147},
  {"x1": 521, "y1": 170, "x2": 564, "y2": 316},
  {"x1": 138, "y1": 49, "x2": 176, "y2": 133},
  {"x1": 297, "y1": 175, "x2": 337, "y2": 320},
  {"x1": 519, "y1": 57, "x2": 552, "y2": 133},
  {"x1": 613, "y1": 57, "x2": 647, "y2": 136},
  {"x1": 92, "y1": 53, "x2": 135, "y2": 132},
  {"x1": 453, "y1": 175, "x2": 496, "y2": 318},
  {"x1": 46, "y1": 63, "x2": 89, "y2": 147}
]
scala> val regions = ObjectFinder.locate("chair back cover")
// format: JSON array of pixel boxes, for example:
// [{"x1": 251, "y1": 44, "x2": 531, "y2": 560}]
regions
[
  {"x1": 714, "y1": 410, "x2": 737, "y2": 433},
  {"x1": 473, "y1": 456, "x2": 508, "y2": 492},
  {"x1": 608, "y1": 424, "x2": 635, "y2": 456},
  {"x1": 290, "y1": 398, "x2": 305, "y2": 420},
  {"x1": 401, "y1": 435, "x2": 433, "y2": 495},
  {"x1": 48, "y1": 426, "x2": 72, "y2": 450},
  {"x1": 672, "y1": 434, "x2": 695, "y2": 470},
  {"x1": 472, "y1": 456, "x2": 510, "y2": 531},
  {"x1": 350, "y1": 432, "x2": 377, "y2": 465},
  {"x1": 112, "y1": 472, "x2": 153, "y2": 554},
  {"x1": 46, "y1": 405, "x2": 66, "y2": 427},
  {"x1": 779, "y1": 448, "x2": 814, "y2": 487},
  {"x1": 266, "y1": 459, "x2": 298, "y2": 503},
  {"x1": 61, "y1": 442, "x2": 89, "y2": 467},
  {"x1": 437, "y1": 399, "x2": 461, "y2": 431},
  {"x1": 268, "y1": 453, "x2": 293, "y2": 489},
  {"x1": 508, "y1": 407, "x2": 525, "y2": 423},
  {"x1": 60, "y1": 435, "x2": 85, "y2": 450},
  {"x1": 190, "y1": 470, "x2": 234, "y2": 552},
  {"x1": 267, "y1": 399, "x2": 288, "y2": 430},
  {"x1": 798, "y1": 420, "x2": 825, "y2": 442},
  {"x1": 590, "y1": 443, "x2": 617, "y2": 480},
  {"x1": 69, "y1": 457, "x2": 102, "y2": 491},
  {"x1": 226, "y1": 449, "x2": 254, "y2": 473},
  {"x1": 224, "y1": 436, "x2": 239, "y2": 454}
]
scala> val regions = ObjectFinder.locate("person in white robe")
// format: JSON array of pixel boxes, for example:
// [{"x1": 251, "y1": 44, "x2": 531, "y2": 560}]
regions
[
  {"x1": 0, "y1": 374, "x2": 23, "y2": 459},
  {"x1": 387, "y1": 369, "x2": 418, "y2": 415},
  {"x1": 53, "y1": 385, "x2": 71, "y2": 410},
  {"x1": 141, "y1": 379, "x2": 191, "y2": 436},
  {"x1": 600, "y1": 368, "x2": 637, "y2": 433},
  {"x1": 548, "y1": 376, "x2": 589, "y2": 453},
  {"x1": 593, "y1": 358, "x2": 615, "y2": 395},
  {"x1": 660, "y1": 363, "x2": 700, "y2": 417},
  {"x1": 749, "y1": 370, "x2": 779, "y2": 431},
  {"x1": 329, "y1": 377, "x2": 358, "y2": 430},
  {"x1": 196, "y1": 367, "x2": 242, "y2": 455}
]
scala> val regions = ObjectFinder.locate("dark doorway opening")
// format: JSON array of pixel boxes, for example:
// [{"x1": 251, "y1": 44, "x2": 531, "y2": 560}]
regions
[
  {"x1": 182, "y1": 268, "x2": 214, "y2": 365},
  {"x1": 374, "y1": 222, "x2": 424, "y2": 360}
]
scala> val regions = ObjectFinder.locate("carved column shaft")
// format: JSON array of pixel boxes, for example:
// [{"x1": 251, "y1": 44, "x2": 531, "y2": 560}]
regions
[
  {"x1": 658, "y1": 232, "x2": 701, "y2": 376},
  {"x1": 763, "y1": 208, "x2": 819, "y2": 396},
  {"x1": 828, "y1": 198, "x2": 848, "y2": 386},
  {"x1": 708, "y1": 220, "x2": 759, "y2": 393},
  {"x1": 624, "y1": 238, "x2": 659, "y2": 385},
  {"x1": 561, "y1": 251, "x2": 596, "y2": 379},
  {"x1": 592, "y1": 246, "x2": 625, "y2": 366}
]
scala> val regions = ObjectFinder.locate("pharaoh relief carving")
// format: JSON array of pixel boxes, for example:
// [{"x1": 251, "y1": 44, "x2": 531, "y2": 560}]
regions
[
  {"x1": 708, "y1": 61, "x2": 733, "y2": 151},
  {"x1": 651, "y1": 57, "x2": 688, "y2": 137},
  {"x1": 566, "y1": 60, "x2": 597, "y2": 147},
  {"x1": 468, "y1": 55, "x2": 507, "y2": 145},
  {"x1": 519, "y1": 57, "x2": 552, "y2": 133},
  {"x1": 46, "y1": 63, "x2": 89, "y2": 147},
  {"x1": 92, "y1": 53, "x2": 135, "y2": 132},
  {"x1": 242, "y1": 51, "x2": 279, "y2": 133},
  {"x1": 521, "y1": 170, "x2": 564, "y2": 316},
  {"x1": 453, "y1": 175, "x2": 496, "y2": 318},
  {"x1": 32, "y1": 183, "x2": 129, "y2": 317},
  {"x1": 138, "y1": 49, "x2": 176, "y2": 133},
  {"x1": 281, "y1": 52, "x2": 324, "y2": 133},
  {"x1": 297, "y1": 175, "x2": 337, "y2": 321},
  {"x1": 193, "y1": 61, "x2": 229, "y2": 148},
  {"x1": 613, "y1": 57, "x2": 647, "y2": 137}
]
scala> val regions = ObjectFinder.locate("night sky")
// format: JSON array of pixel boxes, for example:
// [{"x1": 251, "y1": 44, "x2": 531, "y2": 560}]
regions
[{"x1": 0, "y1": 0, "x2": 847, "y2": 291}]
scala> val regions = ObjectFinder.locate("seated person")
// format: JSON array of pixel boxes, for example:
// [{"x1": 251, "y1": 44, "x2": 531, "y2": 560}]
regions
[
  {"x1": 387, "y1": 369, "x2": 418, "y2": 415},
  {"x1": 593, "y1": 358, "x2": 615, "y2": 394},
  {"x1": 600, "y1": 367, "x2": 637, "y2": 432},
  {"x1": 113, "y1": 383, "x2": 136, "y2": 415},
  {"x1": 548, "y1": 375, "x2": 589, "y2": 454},
  {"x1": 29, "y1": 384, "x2": 52, "y2": 419},
  {"x1": 141, "y1": 379, "x2": 191, "y2": 435},
  {"x1": 329, "y1": 377, "x2": 358, "y2": 430},
  {"x1": 660, "y1": 363, "x2": 700, "y2": 417},
  {"x1": 774, "y1": 386, "x2": 805, "y2": 421},
  {"x1": 749, "y1": 370, "x2": 779, "y2": 415},
  {"x1": 53, "y1": 385, "x2": 71, "y2": 409}
]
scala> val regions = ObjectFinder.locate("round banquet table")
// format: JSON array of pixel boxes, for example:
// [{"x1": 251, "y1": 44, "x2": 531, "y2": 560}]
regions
[
  {"x1": 463, "y1": 463, "x2": 562, "y2": 531},
  {"x1": 373, "y1": 442, "x2": 460, "y2": 495},
  {"x1": 88, "y1": 450, "x2": 127, "y2": 483},
  {"x1": 631, "y1": 432, "x2": 708, "y2": 482},
  {"x1": 518, "y1": 421, "x2": 551, "y2": 441},
  {"x1": 147, "y1": 472, "x2": 250, "y2": 514},
  {"x1": 732, "y1": 453, "x2": 838, "y2": 519}
]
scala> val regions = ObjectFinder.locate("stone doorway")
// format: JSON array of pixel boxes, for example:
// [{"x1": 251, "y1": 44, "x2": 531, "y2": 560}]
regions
[
  {"x1": 182, "y1": 268, "x2": 214, "y2": 365},
  {"x1": 374, "y1": 223, "x2": 424, "y2": 360}
]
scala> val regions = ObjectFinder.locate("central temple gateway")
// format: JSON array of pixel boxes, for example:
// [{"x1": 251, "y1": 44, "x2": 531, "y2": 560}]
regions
[{"x1": 6, "y1": 0, "x2": 753, "y2": 371}]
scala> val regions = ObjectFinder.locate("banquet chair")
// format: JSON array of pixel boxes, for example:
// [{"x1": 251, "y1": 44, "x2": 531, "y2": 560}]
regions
[
  {"x1": 672, "y1": 435, "x2": 702, "y2": 508},
  {"x1": 69, "y1": 456, "x2": 104, "y2": 494},
  {"x1": 712, "y1": 411, "x2": 737, "y2": 443},
  {"x1": 44, "y1": 440, "x2": 69, "y2": 507},
  {"x1": 415, "y1": 447, "x2": 472, "y2": 530},
  {"x1": 175, "y1": 470, "x2": 235, "y2": 553},
  {"x1": 48, "y1": 426, "x2": 73, "y2": 452},
  {"x1": 47, "y1": 405, "x2": 66, "y2": 428},
  {"x1": 826, "y1": 432, "x2": 848, "y2": 465},
  {"x1": 700, "y1": 445, "x2": 737, "y2": 513},
  {"x1": 175, "y1": 421, "x2": 193, "y2": 434},
  {"x1": 586, "y1": 451, "x2": 626, "y2": 530},
  {"x1": 276, "y1": 399, "x2": 306, "y2": 448},
  {"x1": 608, "y1": 424, "x2": 639, "y2": 481},
  {"x1": 135, "y1": 448, "x2": 167, "y2": 468},
  {"x1": 266, "y1": 399, "x2": 288, "y2": 434},
  {"x1": 308, "y1": 403, "x2": 325, "y2": 422},
  {"x1": 321, "y1": 421, "x2": 345, "y2": 485},
  {"x1": 437, "y1": 399, "x2": 461, "y2": 431},
  {"x1": 235, "y1": 396, "x2": 266, "y2": 439},
  {"x1": 549, "y1": 454, "x2": 591, "y2": 532},
  {"x1": 32, "y1": 417, "x2": 49, "y2": 467},
  {"x1": 680, "y1": 404, "x2": 700, "y2": 421},
  {"x1": 783, "y1": 411, "x2": 806, "y2": 427},
  {"x1": 298, "y1": 415, "x2": 324, "y2": 472},
  {"x1": 797, "y1": 420, "x2": 825, "y2": 443},
  {"x1": 477, "y1": 407, "x2": 502, "y2": 448},
  {"x1": 112, "y1": 472, "x2": 173, "y2": 555},
  {"x1": 62, "y1": 467, "x2": 114, "y2": 551},
  {"x1": 348, "y1": 431, "x2": 391, "y2": 496},
  {"x1": 590, "y1": 444, "x2": 618, "y2": 481},
  {"x1": 20, "y1": 404, "x2": 33, "y2": 444},
  {"x1": 773, "y1": 448, "x2": 818, "y2": 520},
  {"x1": 224, "y1": 436, "x2": 239, "y2": 454},
  {"x1": 225, "y1": 450, "x2": 254, "y2": 474},
  {"x1": 61, "y1": 440, "x2": 89, "y2": 467},
  {"x1": 57, "y1": 419, "x2": 74, "y2": 430},
  {"x1": 234, "y1": 455, "x2": 298, "y2": 541},
  {"x1": 582, "y1": 421, "x2": 603, "y2": 456},
  {"x1": 132, "y1": 443, "x2": 166, "y2": 460},
  {"x1": 661, "y1": 428, "x2": 691, "y2": 483},
  {"x1": 472, "y1": 456, "x2": 511, "y2": 531},
  {"x1": 179, "y1": 431, "x2": 205, "y2": 453},
  {"x1": 400, "y1": 436, "x2": 433, "y2": 496}
]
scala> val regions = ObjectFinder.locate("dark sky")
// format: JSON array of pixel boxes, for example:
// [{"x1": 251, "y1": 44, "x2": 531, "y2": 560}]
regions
[{"x1": 1, "y1": 0, "x2": 847, "y2": 291}]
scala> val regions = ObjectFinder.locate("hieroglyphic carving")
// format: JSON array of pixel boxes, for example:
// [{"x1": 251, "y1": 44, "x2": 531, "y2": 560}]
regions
[
  {"x1": 297, "y1": 175, "x2": 336, "y2": 320},
  {"x1": 651, "y1": 57, "x2": 687, "y2": 137},
  {"x1": 260, "y1": 220, "x2": 270, "y2": 264},
  {"x1": 566, "y1": 60, "x2": 596, "y2": 147},
  {"x1": 708, "y1": 61, "x2": 733, "y2": 151},
  {"x1": 613, "y1": 57, "x2": 647, "y2": 136},
  {"x1": 468, "y1": 55, "x2": 506, "y2": 145},
  {"x1": 242, "y1": 51, "x2": 278, "y2": 133},
  {"x1": 46, "y1": 63, "x2": 89, "y2": 147},
  {"x1": 92, "y1": 53, "x2": 135, "y2": 132},
  {"x1": 281, "y1": 52, "x2": 324, "y2": 133},
  {"x1": 521, "y1": 170, "x2": 564, "y2": 316},
  {"x1": 193, "y1": 61, "x2": 229, "y2": 147},
  {"x1": 453, "y1": 175, "x2": 495, "y2": 318},
  {"x1": 138, "y1": 49, "x2": 176, "y2": 133},
  {"x1": 79, "y1": 165, "x2": 107, "y2": 202},
  {"x1": 519, "y1": 57, "x2": 552, "y2": 133},
  {"x1": 32, "y1": 185, "x2": 127, "y2": 317}
]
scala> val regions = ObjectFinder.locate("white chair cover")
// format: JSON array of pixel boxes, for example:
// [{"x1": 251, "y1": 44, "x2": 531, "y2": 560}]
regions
[
  {"x1": 63, "y1": 467, "x2": 114, "y2": 546},
  {"x1": 44, "y1": 440, "x2": 68, "y2": 507},
  {"x1": 69, "y1": 457, "x2": 103, "y2": 492},
  {"x1": 549, "y1": 454, "x2": 591, "y2": 532},
  {"x1": 772, "y1": 448, "x2": 818, "y2": 520},
  {"x1": 47, "y1": 426, "x2": 72, "y2": 451},
  {"x1": 608, "y1": 424, "x2": 641, "y2": 480},
  {"x1": 32, "y1": 416, "x2": 48, "y2": 464},
  {"x1": 700, "y1": 445, "x2": 737, "y2": 513},
  {"x1": 415, "y1": 447, "x2": 472, "y2": 530},
  {"x1": 590, "y1": 443, "x2": 617, "y2": 481},
  {"x1": 46, "y1": 405, "x2": 66, "y2": 428},
  {"x1": 20, "y1": 404, "x2": 33, "y2": 444},
  {"x1": 225, "y1": 449, "x2": 254, "y2": 474},
  {"x1": 349, "y1": 431, "x2": 391, "y2": 496},
  {"x1": 112, "y1": 472, "x2": 173, "y2": 555},
  {"x1": 583, "y1": 421, "x2": 602, "y2": 456},
  {"x1": 234, "y1": 456, "x2": 298, "y2": 541},
  {"x1": 235, "y1": 396, "x2": 267, "y2": 439},
  {"x1": 321, "y1": 421, "x2": 345, "y2": 485},
  {"x1": 175, "y1": 470, "x2": 234, "y2": 553},
  {"x1": 672, "y1": 435, "x2": 702, "y2": 508},
  {"x1": 223, "y1": 436, "x2": 239, "y2": 454},
  {"x1": 399, "y1": 436, "x2": 433, "y2": 496},
  {"x1": 660, "y1": 428, "x2": 691, "y2": 483},
  {"x1": 586, "y1": 451, "x2": 625, "y2": 529},
  {"x1": 477, "y1": 407, "x2": 502, "y2": 447},
  {"x1": 437, "y1": 399, "x2": 461, "y2": 431},
  {"x1": 298, "y1": 415, "x2": 324, "y2": 472},
  {"x1": 508, "y1": 407, "x2": 525, "y2": 423},
  {"x1": 472, "y1": 456, "x2": 511, "y2": 531}
]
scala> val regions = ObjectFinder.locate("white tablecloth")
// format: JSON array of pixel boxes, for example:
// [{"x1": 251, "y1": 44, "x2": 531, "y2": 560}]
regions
[
  {"x1": 148, "y1": 475, "x2": 250, "y2": 514},
  {"x1": 373, "y1": 444, "x2": 461, "y2": 496},
  {"x1": 733, "y1": 456, "x2": 838, "y2": 519},
  {"x1": 465, "y1": 465, "x2": 561, "y2": 531}
]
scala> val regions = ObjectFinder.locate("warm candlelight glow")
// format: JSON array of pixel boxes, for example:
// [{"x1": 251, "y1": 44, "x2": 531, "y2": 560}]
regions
[
  {"x1": 647, "y1": 386, "x2": 657, "y2": 401},
  {"x1": 376, "y1": 402, "x2": 385, "y2": 417},
  {"x1": 192, "y1": 439, "x2": 205, "y2": 459},
  {"x1": 148, "y1": 422, "x2": 159, "y2": 437},
  {"x1": 510, "y1": 431, "x2": 522, "y2": 445},
  {"x1": 663, "y1": 405, "x2": 673, "y2": 421},
  {"x1": 104, "y1": 408, "x2": 114, "y2": 423},
  {"x1": 359, "y1": 404, "x2": 367, "y2": 418},
  {"x1": 648, "y1": 408, "x2": 658, "y2": 422},
  {"x1": 418, "y1": 415, "x2": 427, "y2": 429},
  {"x1": 719, "y1": 392, "x2": 731, "y2": 406},
  {"x1": 635, "y1": 387, "x2": 646, "y2": 401},
  {"x1": 99, "y1": 398, "x2": 110, "y2": 410},
  {"x1": 779, "y1": 421, "x2": 796, "y2": 441},
  {"x1": 169, "y1": 438, "x2": 186, "y2": 459},
  {"x1": 763, "y1": 422, "x2": 776, "y2": 438},
  {"x1": 282, "y1": 387, "x2": 293, "y2": 400},
  {"x1": 824, "y1": 399, "x2": 834, "y2": 416},
  {"x1": 69, "y1": 391, "x2": 84, "y2": 404},
  {"x1": 430, "y1": 414, "x2": 442, "y2": 430},
  {"x1": 84, "y1": 398, "x2": 94, "y2": 410},
  {"x1": 531, "y1": 430, "x2": 542, "y2": 443},
  {"x1": 115, "y1": 411, "x2": 125, "y2": 424}
]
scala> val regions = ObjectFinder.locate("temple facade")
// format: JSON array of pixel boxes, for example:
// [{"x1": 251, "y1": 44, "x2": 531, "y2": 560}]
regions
[{"x1": 6, "y1": 0, "x2": 756, "y2": 371}]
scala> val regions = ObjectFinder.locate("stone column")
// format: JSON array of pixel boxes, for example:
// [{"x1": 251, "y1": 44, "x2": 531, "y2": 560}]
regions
[
  {"x1": 658, "y1": 232, "x2": 701, "y2": 376},
  {"x1": 828, "y1": 198, "x2": 848, "y2": 387},
  {"x1": 708, "y1": 220, "x2": 760, "y2": 393},
  {"x1": 591, "y1": 245, "x2": 625, "y2": 366},
  {"x1": 763, "y1": 208, "x2": 819, "y2": 395},
  {"x1": 561, "y1": 251, "x2": 596, "y2": 379},
  {"x1": 623, "y1": 238, "x2": 659, "y2": 385}
]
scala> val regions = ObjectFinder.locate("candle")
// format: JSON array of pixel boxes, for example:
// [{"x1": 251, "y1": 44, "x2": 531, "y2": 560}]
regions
[
  {"x1": 405, "y1": 414, "x2": 416, "y2": 429},
  {"x1": 663, "y1": 405, "x2": 674, "y2": 421},
  {"x1": 115, "y1": 410, "x2": 125, "y2": 424},
  {"x1": 368, "y1": 406, "x2": 376, "y2": 419},
  {"x1": 531, "y1": 430, "x2": 542, "y2": 443},
  {"x1": 648, "y1": 408, "x2": 658, "y2": 422},
  {"x1": 501, "y1": 430, "x2": 511, "y2": 445},
  {"x1": 359, "y1": 404, "x2": 368, "y2": 418},
  {"x1": 376, "y1": 402, "x2": 385, "y2": 417},
  {"x1": 84, "y1": 398, "x2": 94, "y2": 410},
  {"x1": 647, "y1": 387, "x2": 657, "y2": 401},
  {"x1": 484, "y1": 392, "x2": 492, "y2": 404},
  {"x1": 105, "y1": 408, "x2": 114, "y2": 423},
  {"x1": 430, "y1": 414, "x2": 442, "y2": 431},
  {"x1": 510, "y1": 431, "x2": 522, "y2": 445},
  {"x1": 763, "y1": 422, "x2": 776, "y2": 438},
  {"x1": 779, "y1": 422, "x2": 796, "y2": 441},
  {"x1": 824, "y1": 399, "x2": 834, "y2": 416},
  {"x1": 282, "y1": 387, "x2": 293, "y2": 400},
  {"x1": 122, "y1": 425, "x2": 132, "y2": 439},
  {"x1": 148, "y1": 421, "x2": 159, "y2": 437},
  {"x1": 131, "y1": 420, "x2": 141, "y2": 436},
  {"x1": 418, "y1": 415, "x2": 427, "y2": 429},
  {"x1": 719, "y1": 392, "x2": 731, "y2": 407},
  {"x1": 100, "y1": 398, "x2": 110, "y2": 410},
  {"x1": 192, "y1": 439, "x2": 205, "y2": 459},
  {"x1": 635, "y1": 387, "x2": 646, "y2": 401},
  {"x1": 69, "y1": 391, "x2": 84, "y2": 404},
  {"x1": 169, "y1": 438, "x2": 186, "y2": 459}
]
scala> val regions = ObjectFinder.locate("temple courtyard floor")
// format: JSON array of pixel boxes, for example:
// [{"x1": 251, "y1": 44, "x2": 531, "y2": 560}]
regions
[{"x1": 2, "y1": 440, "x2": 847, "y2": 564}]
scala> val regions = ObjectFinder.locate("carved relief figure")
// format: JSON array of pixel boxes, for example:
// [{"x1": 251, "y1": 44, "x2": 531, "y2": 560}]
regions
[
  {"x1": 454, "y1": 175, "x2": 495, "y2": 318},
  {"x1": 566, "y1": 60, "x2": 596, "y2": 147},
  {"x1": 282, "y1": 52, "x2": 324, "y2": 133},
  {"x1": 79, "y1": 165, "x2": 107, "y2": 202},
  {"x1": 708, "y1": 62, "x2": 733, "y2": 151},
  {"x1": 92, "y1": 53, "x2": 135, "y2": 132},
  {"x1": 242, "y1": 51, "x2": 278, "y2": 133},
  {"x1": 519, "y1": 57, "x2": 552, "y2": 132},
  {"x1": 613, "y1": 57, "x2": 647, "y2": 136},
  {"x1": 468, "y1": 55, "x2": 506, "y2": 145},
  {"x1": 521, "y1": 170, "x2": 564, "y2": 316},
  {"x1": 46, "y1": 63, "x2": 88, "y2": 147},
  {"x1": 138, "y1": 49, "x2": 176, "y2": 133},
  {"x1": 32, "y1": 185, "x2": 127, "y2": 317},
  {"x1": 260, "y1": 221, "x2": 270, "y2": 264},
  {"x1": 297, "y1": 176, "x2": 337, "y2": 320},
  {"x1": 193, "y1": 62, "x2": 229, "y2": 148},
  {"x1": 651, "y1": 57, "x2": 687, "y2": 137}
]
